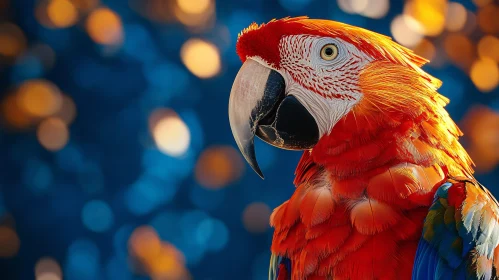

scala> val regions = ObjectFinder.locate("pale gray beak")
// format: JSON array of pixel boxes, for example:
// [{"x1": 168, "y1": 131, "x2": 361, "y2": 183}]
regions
[{"x1": 229, "y1": 59, "x2": 319, "y2": 179}]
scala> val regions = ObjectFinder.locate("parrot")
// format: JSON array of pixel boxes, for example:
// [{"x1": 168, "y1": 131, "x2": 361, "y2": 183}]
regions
[{"x1": 227, "y1": 17, "x2": 499, "y2": 280}]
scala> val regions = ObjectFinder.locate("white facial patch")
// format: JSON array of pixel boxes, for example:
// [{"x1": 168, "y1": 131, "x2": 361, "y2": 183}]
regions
[{"x1": 277, "y1": 35, "x2": 373, "y2": 137}]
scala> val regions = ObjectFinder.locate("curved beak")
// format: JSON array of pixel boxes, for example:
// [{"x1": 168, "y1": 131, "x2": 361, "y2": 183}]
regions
[{"x1": 228, "y1": 59, "x2": 319, "y2": 179}]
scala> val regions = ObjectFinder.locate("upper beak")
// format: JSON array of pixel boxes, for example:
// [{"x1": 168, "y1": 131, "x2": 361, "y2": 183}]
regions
[{"x1": 228, "y1": 59, "x2": 319, "y2": 179}]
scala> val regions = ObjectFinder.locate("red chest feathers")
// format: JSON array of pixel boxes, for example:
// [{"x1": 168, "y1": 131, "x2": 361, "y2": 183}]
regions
[{"x1": 270, "y1": 163, "x2": 445, "y2": 280}]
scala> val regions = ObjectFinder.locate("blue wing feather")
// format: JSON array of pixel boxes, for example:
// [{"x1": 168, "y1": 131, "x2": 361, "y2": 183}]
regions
[{"x1": 412, "y1": 178, "x2": 498, "y2": 280}]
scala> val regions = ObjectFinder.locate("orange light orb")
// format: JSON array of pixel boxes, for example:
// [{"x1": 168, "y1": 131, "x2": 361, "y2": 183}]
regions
[
  {"x1": 0, "y1": 226, "x2": 20, "y2": 258},
  {"x1": 37, "y1": 118, "x2": 69, "y2": 151},
  {"x1": 470, "y1": 58, "x2": 499, "y2": 92},
  {"x1": 478, "y1": 35, "x2": 499, "y2": 62},
  {"x1": 180, "y1": 39, "x2": 221, "y2": 78},
  {"x1": 129, "y1": 226, "x2": 162, "y2": 261},
  {"x1": 35, "y1": 257, "x2": 62, "y2": 280},
  {"x1": 86, "y1": 8, "x2": 123, "y2": 45},
  {"x1": 149, "y1": 109, "x2": 190, "y2": 157},
  {"x1": 242, "y1": 202, "x2": 271, "y2": 233},
  {"x1": 0, "y1": 23, "x2": 26, "y2": 60},
  {"x1": 16, "y1": 80, "x2": 63, "y2": 117},
  {"x1": 46, "y1": 0, "x2": 79, "y2": 28},
  {"x1": 2, "y1": 94, "x2": 33, "y2": 129},
  {"x1": 195, "y1": 146, "x2": 244, "y2": 189}
]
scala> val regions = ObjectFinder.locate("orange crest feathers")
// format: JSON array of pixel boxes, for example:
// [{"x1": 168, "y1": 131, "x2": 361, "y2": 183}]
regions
[{"x1": 357, "y1": 61, "x2": 474, "y2": 177}]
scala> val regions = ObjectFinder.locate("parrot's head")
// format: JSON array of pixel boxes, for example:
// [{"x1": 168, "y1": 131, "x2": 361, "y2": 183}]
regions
[{"x1": 229, "y1": 17, "x2": 445, "y2": 178}]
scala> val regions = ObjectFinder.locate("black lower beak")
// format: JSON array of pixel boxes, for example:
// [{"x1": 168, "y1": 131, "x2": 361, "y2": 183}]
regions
[{"x1": 228, "y1": 59, "x2": 319, "y2": 178}]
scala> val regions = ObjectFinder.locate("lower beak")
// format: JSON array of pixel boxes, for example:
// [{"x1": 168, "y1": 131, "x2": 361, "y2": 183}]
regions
[{"x1": 228, "y1": 59, "x2": 319, "y2": 178}]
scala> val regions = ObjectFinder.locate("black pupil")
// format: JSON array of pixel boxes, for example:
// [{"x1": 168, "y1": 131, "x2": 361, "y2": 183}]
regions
[{"x1": 325, "y1": 47, "x2": 334, "y2": 56}]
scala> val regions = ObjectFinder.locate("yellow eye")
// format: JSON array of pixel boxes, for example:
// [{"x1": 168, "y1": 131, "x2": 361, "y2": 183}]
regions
[{"x1": 320, "y1": 44, "x2": 338, "y2": 60}]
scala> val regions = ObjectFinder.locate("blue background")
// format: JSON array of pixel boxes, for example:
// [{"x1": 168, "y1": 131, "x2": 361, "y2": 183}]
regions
[{"x1": 0, "y1": 0, "x2": 498, "y2": 279}]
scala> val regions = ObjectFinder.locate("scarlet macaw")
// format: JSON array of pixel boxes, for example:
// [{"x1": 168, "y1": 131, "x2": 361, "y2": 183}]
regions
[{"x1": 228, "y1": 17, "x2": 499, "y2": 280}]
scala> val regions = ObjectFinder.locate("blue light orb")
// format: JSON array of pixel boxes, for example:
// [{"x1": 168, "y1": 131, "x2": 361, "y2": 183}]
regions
[
  {"x1": 181, "y1": 210, "x2": 210, "y2": 243},
  {"x1": 125, "y1": 174, "x2": 178, "y2": 215},
  {"x1": 142, "y1": 148, "x2": 195, "y2": 182},
  {"x1": 72, "y1": 58, "x2": 105, "y2": 89},
  {"x1": 123, "y1": 23, "x2": 159, "y2": 63},
  {"x1": 11, "y1": 54, "x2": 43, "y2": 84},
  {"x1": 37, "y1": 27, "x2": 71, "y2": 51},
  {"x1": 22, "y1": 159, "x2": 53, "y2": 194},
  {"x1": 196, "y1": 218, "x2": 229, "y2": 252},
  {"x1": 278, "y1": 0, "x2": 313, "y2": 11},
  {"x1": 81, "y1": 200, "x2": 114, "y2": 232},
  {"x1": 189, "y1": 184, "x2": 226, "y2": 211},
  {"x1": 144, "y1": 62, "x2": 189, "y2": 94},
  {"x1": 150, "y1": 211, "x2": 182, "y2": 242},
  {"x1": 113, "y1": 225, "x2": 134, "y2": 258},
  {"x1": 65, "y1": 239, "x2": 100, "y2": 280},
  {"x1": 56, "y1": 143, "x2": 85, "y2": 173},
  {"x1": 78, "y1": 161, "x2": 104, "y2": 195},
  {"x1": 106, "y1": 255, "x2": 132, "y2": 280},
  {"x1": 168, "y1": 210, "x2": 211, "y2": 265}
]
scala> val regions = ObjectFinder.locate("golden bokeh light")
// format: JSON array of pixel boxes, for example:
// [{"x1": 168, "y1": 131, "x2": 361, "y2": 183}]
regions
[
  {"x1": 128, "y1": 226, "x2": 189, "y2": 280},
  {"x1": 149, "y1": 109, "x2": 190, "y2": 157},
  {"x1": 0, "y1": 226, "x2": 20, "y2": 258},
  {"x1": 195, "y1": 146, "x2": 244, "y2": 189},
  {"x1": 46, "y1": 0, "x2": 79, "y2": 28},
  {"x1": 337, "y1": 0, "x2": 388, "y2": 18},
  {"x1": 477, "y1": 4, "x2": 499, "y2": 34},
  {"x1": 147, "y1": 243, "x2": 188, "y2": 280},
  {"x1": 445, "y1": 2, "x2": 467, "y2": 32},
  {"x1": 174, "y1": 0, "x2": 215, "y2": 28},
  {"x1": 37, "y1": 117, "x2": 69, "y2": 151},
  {"x1": 390, "y1": 14, "x2": 424, "y2": 47},
  {"x1": 35, "y1": 257, "x2": 62, "y2": 280},
  {"x1": 444, "y1": 33, "x2": 475, "y2": 69},
  {"x1": 53, "y1": 95, "x2": 77, "y2": 125},
  {"x1": 350, "y1": 0, "x2": 368, "y2": 14},
  {"x1": 129, "y1": 226, "x2": 162, "y2": 261},
  {"x1": 0, "y1": 23, "x2": 27, "y2": 60},
  {"x1": 404, "y1": 0, "x2": 446, "y2": 36},
  {"x1": 462, "y1": 10, "x2": 477, "y2": 35},
  {"x1": 360, "y1": 0, "x2": 389, "y2": 19},
  {"x1": 337, "y1": 0, "x2": 355, "y2": 14},
  {"x1": 462, "y1": 106, "x2": 499, "y2": 173},
  {"x1": 180, "y1": 39, "x2": 221, "y2": 78},
  {"x1": 470, "y1": 58, "x2": 499, "y2": 92},
  {"x1": 176, "y1": 0, "x2": 210, "y2": 15},
  {"x1": 242, "y1": 202, "x2": 271, "y2": 233},
  {"x1": 2, "y1": 94, "x2": 33, "y2": 129},
  {"x1": 86, "y1": 8, "x2": 123, "y2": 45},
  {"x1": 412, "y1": 38, "x2": 436, "y2": 61},
  {"x1": 16, "y1": 79, "x2": 63, "y2": 117},
  {"x1": 478, "y1": 35, "x2": 499, "y2": 62}
]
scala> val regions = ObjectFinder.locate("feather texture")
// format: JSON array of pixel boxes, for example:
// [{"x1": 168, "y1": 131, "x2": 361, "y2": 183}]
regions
[
  {"x1": 233, "y1": 17, "x2": 496, "y2": 280},
  {"x1": 414, "y1": 178, "x2": 499, "y2": 279}
]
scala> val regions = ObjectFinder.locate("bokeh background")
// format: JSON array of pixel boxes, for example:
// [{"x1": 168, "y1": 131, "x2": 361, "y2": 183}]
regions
[{"x1": 0, "y1": 0, "x2": 498, "y2": 279}]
